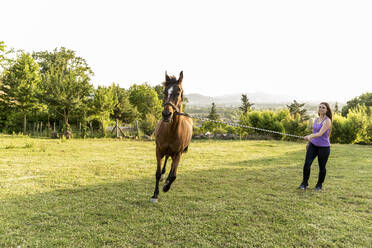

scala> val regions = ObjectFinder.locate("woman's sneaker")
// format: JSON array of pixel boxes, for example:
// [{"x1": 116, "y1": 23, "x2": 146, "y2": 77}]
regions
[
  {"x1": 298, "y1": 184, "x2": 308, "y2": 190},
  {"x1": 314, "y1": 185, "x2": 322, "y2": 191}
]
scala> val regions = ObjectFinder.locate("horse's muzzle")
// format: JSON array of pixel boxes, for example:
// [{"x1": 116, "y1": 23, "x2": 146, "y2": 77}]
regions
[{"x1": 162, "y1": 110, "x2": 172, "y2": 122}]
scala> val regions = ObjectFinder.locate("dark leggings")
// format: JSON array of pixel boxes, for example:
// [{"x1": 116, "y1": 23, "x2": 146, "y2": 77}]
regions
[{"x1": 302, "y1": 143, "x2": 330, "y2": 186}]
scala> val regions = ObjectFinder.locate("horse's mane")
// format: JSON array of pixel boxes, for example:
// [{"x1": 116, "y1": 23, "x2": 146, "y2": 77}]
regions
[{"x1": 162, "y1": 75, "x2": 178, "y2": 87}]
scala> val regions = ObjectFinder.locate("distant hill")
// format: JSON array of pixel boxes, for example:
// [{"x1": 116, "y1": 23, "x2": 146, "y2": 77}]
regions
[
  {"x1": 186, "y1": 92, "x2": 294, "y2": 107},
  {"x1": 186, "y1": 94, "x2": 214, "y2": 106}
]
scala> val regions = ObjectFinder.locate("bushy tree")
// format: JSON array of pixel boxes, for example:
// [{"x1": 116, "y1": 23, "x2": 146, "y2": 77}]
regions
[
  {"x1": 331, "y1": 106, "x2": 370, "y2": 144},
  {"x1": 111, "y1": 84, "x2": 138, "y2": 124},
  {"x1": 0, "y1": 52, "x2": 42, "y2": 134},
  {"x1": 240, "y1": 110, "x2": 286, "y2": 140},
  {"x1": 140, "y1": 113, "x2": 158, "y2": 136},
  {"x1": 341, "y1": 92, "x2": 372, "y2": 117},
  {"x1": 33, "y1": 47, "x2": 93, "y2": 138},
  {"x1": 90, "y1": 85, "x2": 115, "y2": 136},
  {"x1": 0, "y1": 41, "x2": 13, "y2": 71},
  {"x1": 286, "y1": 100, "x2": 309, "y2": 121},
  {"x1": 280, "y1": 110, "x2": 309, "y2": 141},
  {"x1": 153, "y1": 84, "x2": 164, "y2": 101},
  {"x1": 128, "y1": 83, "x2": 162, "y2": 120}
]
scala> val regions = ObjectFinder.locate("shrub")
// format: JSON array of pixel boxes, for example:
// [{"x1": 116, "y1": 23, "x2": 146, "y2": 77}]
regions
[
  {"x1": 240, "y1": 110, "x2": 284, "y2": 140},
  {"x1": 281, "y1": 114, "x2": 309, "y2": 141},
  {"x1": 330, "y1": 114, "x2": 346, "y2": 144},
  {"x1": 140, "y1": 114, "x2": 158, "y2": 136},
  {"x1": 331, "y1": 106, "x2": 369, "y2": 144}
]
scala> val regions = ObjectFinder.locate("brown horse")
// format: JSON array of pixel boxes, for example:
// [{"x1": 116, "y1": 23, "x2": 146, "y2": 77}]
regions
[{"x1": 151, "y1": 71, "x2": 193, "y2": 202}]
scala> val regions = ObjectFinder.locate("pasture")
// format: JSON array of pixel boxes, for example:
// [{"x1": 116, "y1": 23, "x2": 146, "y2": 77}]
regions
[{"x1": 0, "y1": 134, "x2": 371, "y2": 247}]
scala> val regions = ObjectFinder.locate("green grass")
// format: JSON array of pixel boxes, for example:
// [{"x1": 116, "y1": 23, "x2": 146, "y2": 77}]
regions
[{"x1": 0, "y1": 134, "x2": 371, "y2": 247}]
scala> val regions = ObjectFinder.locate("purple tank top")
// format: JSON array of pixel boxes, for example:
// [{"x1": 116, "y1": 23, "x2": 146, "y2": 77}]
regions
[{"x1": 311, "y1": 117, "x2": 330, "y2": 147}]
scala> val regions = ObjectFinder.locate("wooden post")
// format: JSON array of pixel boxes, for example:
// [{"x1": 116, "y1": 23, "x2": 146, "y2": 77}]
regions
[
  {"x1": 118, "y1": 126, "x2": 126, "y2": 137},
  {"x1": 47, "y1": 121, "x2": 50, "y2": 136},
  {"x1": 90, "y1": 122, "x2": 93, "y2": 136},
  {"x1": 116, "y1": 119, "x2": 119, "y2": 138},
  {"x1": 136, "y1": 120, "x2": 140, "y2": 139}
]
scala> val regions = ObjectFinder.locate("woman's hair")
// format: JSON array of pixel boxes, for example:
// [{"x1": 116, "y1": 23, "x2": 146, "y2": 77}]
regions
[
  {"x1": 319, "y1": 102, "x2": 333, "y2": 121},
  {"x1": 319, "y1": 102, "x2": 333, "y2": 137}
]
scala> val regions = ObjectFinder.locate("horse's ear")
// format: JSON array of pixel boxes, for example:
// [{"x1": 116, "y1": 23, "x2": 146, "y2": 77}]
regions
[
  {"x1": 178, "y1": 71, "x2": 183, "y2": 84},
  {"x1": 165, "y1": 71, "x2": 171, "y2": 82}
]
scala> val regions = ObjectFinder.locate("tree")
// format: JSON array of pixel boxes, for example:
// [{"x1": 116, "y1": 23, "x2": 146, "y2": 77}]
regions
[
  {"x1": 128, "y1": 83, "x2": 162, "y2": 119},
  {"x1": 90, "y1": 85, "x2": 115, "y2": 136},
  {"x1": 239, "y1": 94, "x2": 254, "y2": 114},
  {"x1": 128, "y1": 83, "x2": 162, "y2": 136},
  {"x1": 0, "y1": 52, "x2": 42, "y2": 134},
  {"x1": 334, "y1": 102, "x2": 340, "y2": 114},
  {"x1": 286, "y1": 100, "x2": 309, "y2": 121},
  {"x1": 341, "y1": 92, "x2": 372, "y2": 117},
  {"x1": 109, "y1": 84, "x2": 139, "y2": 137},
  {"x1": 0, "y1": 41, "x2": 13, "y2": 71},
  {"x1": 153, "y1": 84, "x2": 164, "y2": 101},
  {"x1": 33, "y1": 47, "x2": 94, "y2": 138},
  {"x1": 111, "y1": 84, "x2": 138, "y2": 124},
  {"x1": 0, "y1": 41, "x2": 6, "y2": 70},
  {"x1": 208, "y1": 102, "x2": 219, "y2": 120}
]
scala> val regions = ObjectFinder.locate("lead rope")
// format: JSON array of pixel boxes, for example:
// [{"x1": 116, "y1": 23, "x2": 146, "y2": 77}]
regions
[{"x1": 178, "y1": 114, "x2": 305, "y2": 140}]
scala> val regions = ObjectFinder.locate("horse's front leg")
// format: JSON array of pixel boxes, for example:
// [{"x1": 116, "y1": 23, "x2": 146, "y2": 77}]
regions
[
  {"x1": 151, "y1": 152, "x2": 163, "y2": 202},
  {"x1": 163, "y1": 153, "x2": 181, "y2": 192},
  {"x1": 160, "y1": 156, "x2": 169, "y2": 182}
]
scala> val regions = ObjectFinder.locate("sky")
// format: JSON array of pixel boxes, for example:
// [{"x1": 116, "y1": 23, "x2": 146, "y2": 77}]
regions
[{"x1": 1, "y1": 0, "x2": 372, "y2": 102}]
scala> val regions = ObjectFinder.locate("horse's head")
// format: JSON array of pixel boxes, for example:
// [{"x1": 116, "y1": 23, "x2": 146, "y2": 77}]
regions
[{"x1": 162, "y1": 71, "x2": 184, "y2": 122}]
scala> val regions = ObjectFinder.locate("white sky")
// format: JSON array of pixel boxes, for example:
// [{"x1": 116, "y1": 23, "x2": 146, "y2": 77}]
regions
[{"x1": 1, "y1": 0, "x2": 372, "y2": 102}]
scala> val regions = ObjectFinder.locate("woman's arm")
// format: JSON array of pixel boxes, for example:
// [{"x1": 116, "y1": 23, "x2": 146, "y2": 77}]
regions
[{"x1": 304, "y1": 119, "x2": 332, "y2": 141}]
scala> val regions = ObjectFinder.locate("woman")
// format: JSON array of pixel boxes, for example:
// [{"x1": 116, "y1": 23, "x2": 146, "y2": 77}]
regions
[{"x1": 299, "y1": 102, "x2": 332, "y2": 191}]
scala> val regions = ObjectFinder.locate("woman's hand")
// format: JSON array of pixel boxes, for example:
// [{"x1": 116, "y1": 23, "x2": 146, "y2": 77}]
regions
[{"x1": 304, "y1": 135, "x2": 312, "y2": 142}]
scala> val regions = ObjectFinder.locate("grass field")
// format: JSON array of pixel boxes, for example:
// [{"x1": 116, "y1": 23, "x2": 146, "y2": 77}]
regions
[{"x1": 0, "y1": 134, "x2": 371, "y2": 247}]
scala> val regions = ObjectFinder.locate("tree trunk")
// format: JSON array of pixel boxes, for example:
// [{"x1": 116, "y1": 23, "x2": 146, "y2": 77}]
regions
[
  {"x1": 64, "y1": 113, "x2": 72, "y2": 139},
  {"x1": 136, "y1": 119, "x2": 140, "y2": 139},
  {"x1": 90, "y1": 122, "x2": 93, "y2": 136},
  {"x1": 101, "y1": 120, "x2": 105, "y2": 137},
  {"x1": 23, "y1": 113, "x2": 27, "y2": 134}
]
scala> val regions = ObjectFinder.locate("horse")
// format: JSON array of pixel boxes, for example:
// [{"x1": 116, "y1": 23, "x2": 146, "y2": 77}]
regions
[{"x1": 150, "y1": 71, "x2": 193, "y2": 202}]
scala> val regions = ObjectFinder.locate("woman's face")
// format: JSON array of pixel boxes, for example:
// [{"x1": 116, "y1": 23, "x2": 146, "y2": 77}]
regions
[{"x1": 318, "y1": 104, "x2": 327, "y2": 116}]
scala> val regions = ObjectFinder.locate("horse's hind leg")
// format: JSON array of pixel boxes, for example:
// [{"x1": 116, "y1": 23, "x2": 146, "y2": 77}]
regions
[
  {"x1": 160, "y1": 156, "x2": 169, "y2": 182},
  {"x1": 151, "y1": 152, "x2": 163, "y2": 202},
  {"x1": 163, "y1": 153, "x2": 181, "y2": 193}
]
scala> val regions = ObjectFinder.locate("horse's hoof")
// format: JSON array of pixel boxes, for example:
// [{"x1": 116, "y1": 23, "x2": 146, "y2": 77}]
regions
[
  {"x1": 163, "y1": 184, "x2": 171, "y2": 192},
  {"x1": 150, "y1": 198, "x2": 158, "y2": 203},
  {"x1": 160, "y1": 174, "x2": 165, "y2": 182}
]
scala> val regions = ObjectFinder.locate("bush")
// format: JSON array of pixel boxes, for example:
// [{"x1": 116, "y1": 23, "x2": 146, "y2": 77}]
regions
[
  {"x1": 330, "y1": 114, "x2": 346, "y2": 144},
  {"x1": 240, "y1": 110, "x2": 284, "y2": 140},
  {"x1": 140, "y1": 114, "x2": 158, "y2": 136},
  {"x1": 281, "y1": 114, "x2": 309, "y2": 141},
  {"x1": 331, "y1": 106, "x2": 371, "y2": 144}
]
